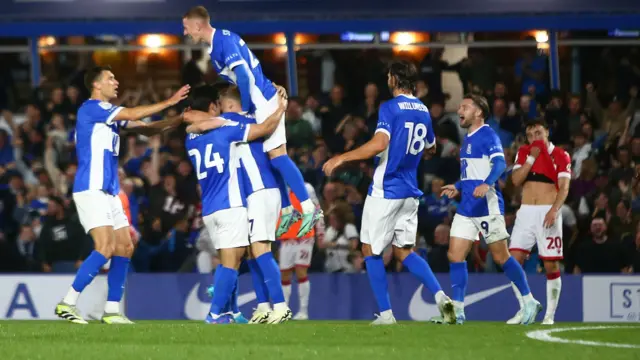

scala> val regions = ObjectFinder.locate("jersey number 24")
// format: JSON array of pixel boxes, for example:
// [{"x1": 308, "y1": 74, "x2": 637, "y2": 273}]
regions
[
  {"x1": 188, "y1": 144, "x2": 225, "y2": 180},
  {"x1": 404, "y1": 122, "x2": 428, "y2": 155}
]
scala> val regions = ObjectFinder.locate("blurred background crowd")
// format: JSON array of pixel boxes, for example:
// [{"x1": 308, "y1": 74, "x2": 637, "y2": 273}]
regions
[{"x1": 0, "y1": 38, "x2": 639, "y2": 276}]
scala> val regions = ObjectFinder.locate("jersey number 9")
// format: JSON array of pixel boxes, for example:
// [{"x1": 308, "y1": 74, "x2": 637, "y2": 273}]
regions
[
  {"x1": 404, "y1": 122, "x2": 428, "y2": 155},
  {"x1": 188, "y1": 144, "x2": 225, "y2": 180}
]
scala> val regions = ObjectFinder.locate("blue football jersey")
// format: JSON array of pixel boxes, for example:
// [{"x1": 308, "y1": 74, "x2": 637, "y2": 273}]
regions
[
  {"x1": 73, "y1": 100, "x2": 126, "y2": 195},
  {"x1": 457, "y1": 125, "x2": 505, "y2": 217},
  {"x1": 185, "y1": 121, "x2": 249, "y2": 216},
  {"x1": 219, "y1": 112, "x2": 278, "y2": 195},
  {"x1": 208, "y1": 28, "x2": 277, "y2": 109},
  {"x1": 368, "y1": 94, "x2": 435, "y2": 199}
]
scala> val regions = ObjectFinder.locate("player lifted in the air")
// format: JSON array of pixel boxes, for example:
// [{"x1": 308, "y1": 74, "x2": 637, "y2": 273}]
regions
[
  {"x1": 185, "y1": 84, "x2": 293, "y2": 324},
  {"x1": 323, "y1": 60, "x2": 455, "y2": 325},
  {"x1": 440, "y1": 94, "x2": 541, "y2": 325},
  {"x1": 182, "y1": 6, "x2": 322, "y2": 239},
  {"x1": 57, "y1": 66, "x2": 189, "y2": 324},
  {"x1": 507, "y1": 119, "x2": 571, "y2": 325}
]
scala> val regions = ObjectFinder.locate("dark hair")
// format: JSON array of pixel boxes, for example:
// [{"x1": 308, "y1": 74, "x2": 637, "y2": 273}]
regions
[
  {"x1": 463, "y1": 93, "x2": 490, "y2": 120},
  {"x1": 188, "y1": 85, "x2": 218, "y2": 112},
  {"x1": 84, "y1": 66, "x2": 112, "y2": 91},
  {"x1": 183, "y1": 6, "x2": 210, "y2": 21},
  {"x1": 525, "y1": 118, "x2": 549, "y2": 130},
  {"x1": 387, "y1": 60, "x2": 419, "y2": 92}
]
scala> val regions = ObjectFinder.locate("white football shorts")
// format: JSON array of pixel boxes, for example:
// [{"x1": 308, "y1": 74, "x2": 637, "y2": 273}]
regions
[
  {"x1": 509, "y1": 204, "x2": 564, "y2": 260},
  {"x1": 247, "y1": 188, "x2": 281, "y2": 242},
  {"x1": 202, "y1": 207, "x2": 249, "y2": 250},
  {"x1": 73, "y1": 190, "x2": 129, "y2": 233},
  {"x1": 254, "y1": 92, "x2": 286, "y2": 152},
  {"x1": 279, "y1": 238, "x2": 314, "y2": 270},
  {"x1": 360, "y1": 195, "x2": 419, "y2": 256},
  {"x1": 450, "y1": 213, "x2": 509, "y2": 244}
]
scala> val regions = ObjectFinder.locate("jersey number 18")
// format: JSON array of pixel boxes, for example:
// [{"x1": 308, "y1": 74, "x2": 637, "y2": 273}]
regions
[
  {"x1": 404, "y1": 122, "x2": 428, "y2": 155},
  {"x1": 188, "y1": 144, "x2": 225, "y2": 180}
]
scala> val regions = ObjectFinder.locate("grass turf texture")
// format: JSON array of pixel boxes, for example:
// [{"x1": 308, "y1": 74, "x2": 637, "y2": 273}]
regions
[{"x1": 1, "y1": 321, "x2": 638, "y2": 360}]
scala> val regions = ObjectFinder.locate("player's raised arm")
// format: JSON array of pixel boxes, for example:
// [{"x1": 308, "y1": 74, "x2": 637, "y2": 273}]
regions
[
  {"x1": 123, "y1": 114, "x2": 184, "y2": 136},
  {"x1": 114, "y1": 85, "x2": 190, "y2": 122},
  {"x1": 511, "y1": 145, "x2": 538, "y2": 186}
]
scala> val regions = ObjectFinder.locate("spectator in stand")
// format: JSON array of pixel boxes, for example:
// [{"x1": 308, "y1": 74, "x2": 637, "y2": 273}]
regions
[
  {"x1": 515, "y1": 48, "x2": 547, "y2": 97},
  {"x1": 318, "y1": 201, "x2": 359, "y2": 273},
  {"x1": 586, "y1": 83, "x2": 637, "y2": 138},
  {"x1": 12, "y1": 215, "x2": 42, "y2": 272},
  {"x1": 0, "y1": 129, "x2": 15, "y2": 170},
  {"x1": 419, "y1": 178, "x2": 456, "y2": 244},
  {"x1": 487, "y1": 98, "x2": 516, "y2": 148},
  {"x1": 320, "y1": 84, "x2": 350, "y2": 151},
  {"x1": 356, "y1": 82, "x2": 380, "y2": 132},
  {"x1": 302, "y1": 94, "x2": 322, "y2": 135},
  {"x1": 285, "y1": 97, "x2": 315, "y2": 150},
  {"x1": 573, "y1": 216, "x2": 633, "y2": 274},
  {"x1": 427, "y1": 224, "x2": 450, "y2": 273},
  {"x1": 571, "y1": 131, "x2": 592, "y2": 179},
  {"x1": 419, "y1": 49, "x2": 448, "y2": 97}
]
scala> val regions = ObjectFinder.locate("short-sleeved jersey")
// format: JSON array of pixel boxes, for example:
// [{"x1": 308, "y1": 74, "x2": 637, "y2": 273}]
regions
[
  {"x1": 185, "y1": 121, "x2": 249, "y2": 216},
  {"x1": 369, "y1": 94, "x2": 435, "y2": 199},
  {"x1": 219, "y1": 112, "x2": 278, "y2": 195},
  {"x1": 457, "y1": 125, "x2": 505, "y2": 217},
  {"x1": 209, "y1": 28, "x2": 277, "y2": 108},
  {"x1": 513, "y1": 141, "x2": 572, "y2": 187},
  {"x1": 73, "y1": 99, "x2": 126, "y2": 195}
]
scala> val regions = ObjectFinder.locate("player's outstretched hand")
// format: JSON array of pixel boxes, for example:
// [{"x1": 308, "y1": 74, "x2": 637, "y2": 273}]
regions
[
  {"x1": 440, "y1": 184, "x2": 459, "y2": 199},
  {"x1": 168, "y1": 85, "x2": 191, "y2": 105},
  {"x1": 322, "y1": 155, "x2": 345, "y2": 176},
  {"x1": 543, "y1": 208, "x2": 558, "y2": 228},
  {"x1": 472, "y1": 183, "x2": 490, "y2": 198}
]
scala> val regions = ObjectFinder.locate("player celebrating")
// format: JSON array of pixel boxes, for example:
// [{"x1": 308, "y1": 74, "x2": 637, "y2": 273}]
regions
[
  {"x1": 441, "y1": 94, "x2": 541, "y2": 325},
  {"x1": 184, "y1": 86, "x2": 289, "y2": 324},
  {"x1": 507, "y1": 119, "x2": 571, "y2": 325},
  {"x1": 323, "y1": 60, "x2": 455, "y2": 325},
  {"x1": 182, "y1": 6, "x2": 322, "y2": 238},
  {"x1": 56, "y1": 66, "x2": 189, "y2": 324},
  {"x1": 278, "y1": 183, "x2": 325, "y2": 320}
]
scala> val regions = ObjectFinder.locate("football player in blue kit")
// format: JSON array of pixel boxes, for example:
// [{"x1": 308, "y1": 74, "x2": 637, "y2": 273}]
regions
[{"x1": 182, "y1": 6, "x2": 322, "y2": 239}]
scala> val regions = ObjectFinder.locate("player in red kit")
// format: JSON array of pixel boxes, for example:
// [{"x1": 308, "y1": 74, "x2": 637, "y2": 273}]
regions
[{"x1": 508, "y1": 119, "x2": 571, "y2": 325}]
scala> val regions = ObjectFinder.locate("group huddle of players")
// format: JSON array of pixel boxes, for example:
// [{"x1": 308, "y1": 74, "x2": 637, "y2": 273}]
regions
[{"x1": 51, "y1": 5, "x2": 575, "y2": 326}]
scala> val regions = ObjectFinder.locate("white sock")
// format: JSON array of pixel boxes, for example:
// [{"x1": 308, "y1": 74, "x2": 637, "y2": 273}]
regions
[
  {"x1": 281, "y1": 206, "x2": 293, "y2": 215},
  {"x1": 545, "y1": 276, "x2": 562, "y2": 318},
  {"x1": 282, "y1": 284, "x2": 292, "y2": 305},
  {"x1": 257, "y1": 302, "x2": 271, "y2": 312},
  {"x1": 452, "y1": 300, "x2": 464, "y2": 311},
  {"x1": 380, "y1": 309, "x2": 393, "y2": 318},
  {"x1": 274, "y1": 302, "x2": 288, "y2": 312},
  {"x1": 434, "y1": 290, "x2": 446, "y2": 305},
  {"x1": 63, "y1": 288, "x2": 80, "y2": 306},
  {"x1": 300, "y1": 199, "x2": 315, "y2": 214},
  {"x1": 104, "y1": 301, "x2": 120, "y2": 314},
  {"x1": 298, "y1": 280, "x2": 310, "y2": 314},
  {"x1": 522, "y1": 293, "x2": 534, "y2": 303},
  {"x1": 511, "y1": 282, "x2": 524, "y2": 310}
]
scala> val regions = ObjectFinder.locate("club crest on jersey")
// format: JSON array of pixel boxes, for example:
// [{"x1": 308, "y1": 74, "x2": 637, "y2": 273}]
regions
[
  {"x1": 466, "y1": 144, "x2": 472, "y2": 154},
  {"x1": 99, "y1": 101, "x2": 113, "y2": 110}
]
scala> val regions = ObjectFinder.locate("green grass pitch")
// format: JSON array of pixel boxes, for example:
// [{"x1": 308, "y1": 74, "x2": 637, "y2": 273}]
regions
[{"x1": 1, "y1": 321, "x2": 638, "y2": 360}]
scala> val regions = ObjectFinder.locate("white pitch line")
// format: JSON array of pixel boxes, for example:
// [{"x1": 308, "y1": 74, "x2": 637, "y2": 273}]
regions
[{"x1": 526, "y1": 326, "x2": 640, "y2": 349}]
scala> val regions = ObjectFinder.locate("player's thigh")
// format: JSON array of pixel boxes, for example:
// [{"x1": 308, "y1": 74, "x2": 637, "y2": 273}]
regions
[
  {"x1": 509, "y1": 206, "x2": 538, "y2": 257},
  {"x1": 448, "y1": 214, "x2": 480, "y2": 261},
  {"x1": 247, "y1": 188, "x2": 281, "y2": 243},
  {"x1": 73, "y1": 190, "x2": 115, "y2": 234},
  {"x1": 278, "y1": 240, "x2": 297, "y2": 271},
  {"x1": 392, "y1": 198, "x2": 419, "y2": 249},
  {"x1": 360, "y1": 196, "x2": 403, "y2": 256},
  {"x1": 472, "y1": 215, "x2": 509, "y2": 245},
  {"x1": 537, "y1": 207, "x2": 564, "y2": 261},
  {"x1": 294, "y1": 238, "x2": 314, "y2": 268},
  {"x1": 258, "y1": 96, "x2": 286, "y2": 152}
]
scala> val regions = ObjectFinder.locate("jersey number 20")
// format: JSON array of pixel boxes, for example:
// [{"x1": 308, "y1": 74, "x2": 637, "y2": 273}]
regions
[
  {"x1": 404, "y1": 122, "x2": 428, "y2": 155},
  {"x1": 188, "y1": 144, "x2": 225, "y2": 180}
]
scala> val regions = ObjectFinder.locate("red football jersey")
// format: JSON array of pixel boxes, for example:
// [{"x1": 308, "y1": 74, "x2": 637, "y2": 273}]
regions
[{"x1": 513, "y1": 141, "x2": 571, "y2": 185}]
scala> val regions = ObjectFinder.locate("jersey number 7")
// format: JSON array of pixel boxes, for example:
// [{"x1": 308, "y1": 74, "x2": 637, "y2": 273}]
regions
[{"x1": 188, "y1": 144, "x2": 225, "y2": 180}]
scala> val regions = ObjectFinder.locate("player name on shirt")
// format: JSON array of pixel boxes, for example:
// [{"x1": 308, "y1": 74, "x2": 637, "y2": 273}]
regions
[{"x1": 397, "y1": 102, "x2": 429, "y2": 112}]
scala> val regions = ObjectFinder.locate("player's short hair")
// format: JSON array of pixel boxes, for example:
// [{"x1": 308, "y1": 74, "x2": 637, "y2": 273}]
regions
[
  {"x1": 525, "y1": 118, "x2": 549, "y2": 130},
  {"x1": 387, "y1": 60, "x2": 419, "y2": 92},
  {"x1": 84, "y1": 66, "x2": 112, "y2": 91},
  {"x1": 189, "y1": 85, "x2": 217, "y2": 112},
  {"x1": 183, "y1": 6, "x2": 210, "y2": 22},
  {"x1": 218, "y1": 85, "x2": 242, "y2": 103},
  {"x1": 463, "y1": 93, "x2": 490, "y2": 120}
]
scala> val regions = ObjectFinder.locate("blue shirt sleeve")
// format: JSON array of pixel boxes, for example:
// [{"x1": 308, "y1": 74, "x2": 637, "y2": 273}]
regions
[
  {"x1": 86, "y1": 102, "x2": 123, "y2": 125},
  {"x1": 375, "y1": 103, "x2": 393, "y2": 137},
  {"x1": 221, "y1": 34, "x2": 244, "y2": 69},
  {"x1": 233, "y1": 65, "x2": 254, "y2": 113},
  {"x1": 221, "y1": 122, "x2": 249, "y2": 143},
  {"x1": 483, "y1": 132, "x2": 506, "y2": 185}
]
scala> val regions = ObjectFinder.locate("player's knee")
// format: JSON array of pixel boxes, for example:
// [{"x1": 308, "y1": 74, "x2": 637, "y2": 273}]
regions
[
  {"x1": 96, "y1": 240, "x2": 115, "y2": 259},
  {"x1": 281, "y1": 270, "x2": 292, "y2": 282},
  {"x1": 122, "y1": 241, "x2": 134, "y2": 258},
  {"x1": 392, "y1": 246, "x2": 412, "y2": 262},
  {"x1": 511, "y1": 251, "x2": 526, "y2": 265},
  {"x1": 447, "y1": 249, "x2": 464, "y2": 263},
  {"x1": 295, "y1": 267, "x2": 308, "y2": 280},
  {"x1": 361, "y1": 244, "x2": 374, "y2": 257},
  {"x1": 543, "y1": 260, "x2": 560, "y2": 273}
]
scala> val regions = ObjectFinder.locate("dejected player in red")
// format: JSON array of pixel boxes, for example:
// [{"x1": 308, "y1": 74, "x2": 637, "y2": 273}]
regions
[{"x1": 508, "y1": 119, "x2": 571, "y2": 325}]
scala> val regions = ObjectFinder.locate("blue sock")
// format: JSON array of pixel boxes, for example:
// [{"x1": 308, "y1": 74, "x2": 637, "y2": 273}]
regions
[
  {"x1": 271, "y1": 155, "x2": 309, "y2": 204},
  {"x1": 450, "y1": 261, "x2": 468, "y2": 303},
  {"x1": 107, "y1": 256, "x2": 130, "y2": 302},
  {"x1": 502, "y1": 256, "x2": 531, "y2": 296},
  {"x1": 256, "y1": 252, "x2": 285, "y2": 304},
  {"x1": 274, "y1": 170, "x2": 292, "y2": 209},
  {"x1": 210, "y1": 266, "x2": 238, "y2": 316},
  {"x1": 71, "y1": 251, "x2": 108, "y2": 292},
  {"x1": 364, "y1": 256, "x2": 391, "y2": 312},
  {"x1": 402, "y1": 253, "x2": 442, "y2": 295},
  {"x1": 248, "y1": 259, "x2": 269, "y2": 304},
  {"x1": 230, "y1": 279, "x2": 240, "y2": 314}
]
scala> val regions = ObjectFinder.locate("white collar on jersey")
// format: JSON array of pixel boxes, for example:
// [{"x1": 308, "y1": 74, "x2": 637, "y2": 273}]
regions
[
  {"x1": 467, "y1": 124, "x2": 489, "y2": 137},
  {"x1": 547, "y1": 142, "x2": 555, "y2": 153},
  {"x1": 397, "y1": 94, "x2": 417, "y2": 99},
  {"x1": 207, "y1": 27, "x2": 216, "y2": 55}
]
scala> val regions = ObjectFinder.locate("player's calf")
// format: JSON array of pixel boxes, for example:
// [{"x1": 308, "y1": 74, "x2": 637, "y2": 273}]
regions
[{"x1": 208, "y1": 247, "x2": 245, "y2": 322}]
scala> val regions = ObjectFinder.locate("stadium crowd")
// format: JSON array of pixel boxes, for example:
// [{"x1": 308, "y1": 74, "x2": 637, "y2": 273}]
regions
[{"x1": 0, "y1": 47, "x2": 639, "y2": 275}]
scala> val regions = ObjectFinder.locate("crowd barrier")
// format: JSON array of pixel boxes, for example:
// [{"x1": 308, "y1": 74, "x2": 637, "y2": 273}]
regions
[{"x1": 1, "y1": 274, "x2": 639, "y2": 322}]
